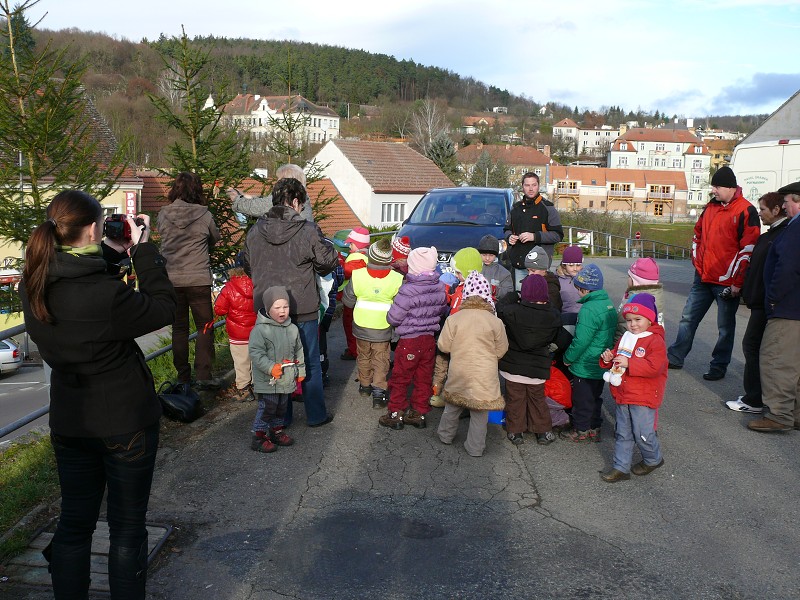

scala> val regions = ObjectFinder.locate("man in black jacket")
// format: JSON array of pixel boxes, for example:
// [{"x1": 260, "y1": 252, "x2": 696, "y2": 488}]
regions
[{"x1": 504, "y1": 172, "x2": 563, "y2": 290}]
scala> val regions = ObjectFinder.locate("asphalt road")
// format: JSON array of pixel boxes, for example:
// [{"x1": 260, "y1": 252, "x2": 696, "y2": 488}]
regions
[
  {"x1": 0, "y1": 365, "x2": 48, "y2": 444},
  {"x1": 6, "y1": 257, "x2": 800, "y2": 599}
]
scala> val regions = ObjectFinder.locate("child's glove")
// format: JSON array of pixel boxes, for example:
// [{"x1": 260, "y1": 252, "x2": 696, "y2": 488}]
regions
[{"x1": 270, "y1": 363, "x2": 284, "y2": 379}]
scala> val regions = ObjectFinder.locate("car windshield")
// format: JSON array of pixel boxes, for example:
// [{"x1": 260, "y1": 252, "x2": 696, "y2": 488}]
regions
[{"x1": 408, "y1": 191, "x2": 508, "y2": 226}]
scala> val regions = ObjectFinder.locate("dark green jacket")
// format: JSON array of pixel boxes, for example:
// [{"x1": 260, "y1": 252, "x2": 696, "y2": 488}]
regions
[{"x1": 563, "y1": 289, "x2": 617, "y2": 379}]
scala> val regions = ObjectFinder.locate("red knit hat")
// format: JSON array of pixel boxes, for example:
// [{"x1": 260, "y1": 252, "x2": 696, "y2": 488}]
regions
[{"x1": 391, "y1": 235, "x2": 411, "y2": 260}]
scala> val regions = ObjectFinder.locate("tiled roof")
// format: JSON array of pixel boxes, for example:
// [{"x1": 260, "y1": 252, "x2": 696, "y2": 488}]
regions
[
  {"x1": 554, "y1": 118, "x2": 579, "y2": 128},
  {"x1": 221, "y1": 94, "x2": 338, "y2": 117},
  {"x1": 683, "y1": 143, "x2": 710, "y2": 156},
  {"x1": 619, "y1": 128, "x2": 702, "y2": 144},
  {"x1": 308, "y1": 179, "x2": 363, "y2": 237},
  {"x1": 462, "y1": 116, "x2": 495, "y2": 127},
  {"x1": 610, "y1": 140, "x2": 638, "y2": 152},
  {"x1": 550, "y1": 166, "x2": 688, "y2": 190},
  {"x1": 456, "y1": 144, "x2": 553, "y2": 166},
  {"x1": 329, "y1": 139, "x2": 454, "y2": 193},
  {"x1": 137, "y1": 172, "x2": 351, "y2": 232}
]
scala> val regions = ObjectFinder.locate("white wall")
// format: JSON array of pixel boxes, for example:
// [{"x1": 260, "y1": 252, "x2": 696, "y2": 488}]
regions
[{"x1": 315, "y1": 142, "x2": 375, "y2": 223}]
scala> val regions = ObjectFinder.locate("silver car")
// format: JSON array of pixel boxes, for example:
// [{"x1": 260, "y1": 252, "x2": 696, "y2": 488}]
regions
[{"x1": 0, "y1": 338, "x2": 22, "y2": 374}]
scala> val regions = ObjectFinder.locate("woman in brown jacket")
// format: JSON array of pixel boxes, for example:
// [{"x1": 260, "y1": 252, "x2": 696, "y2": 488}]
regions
[
  {"x1": 437, "y1": 271, "x2": 509, "y2": 457},
  {"x1": 157, "y1": 172, "x2": 221, "y2": 388}
]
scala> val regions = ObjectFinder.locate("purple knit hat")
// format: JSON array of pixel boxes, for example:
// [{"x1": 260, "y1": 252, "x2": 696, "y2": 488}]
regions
[
  {"x1": 463, "y1": 271, "x2": 494, "y2": 308},
  {"x1": 521, "y1": 274, "x2": 549, "y2": 303},
  {"x1": 561, "y1": 245, "x2": 583, "y2": 264}
]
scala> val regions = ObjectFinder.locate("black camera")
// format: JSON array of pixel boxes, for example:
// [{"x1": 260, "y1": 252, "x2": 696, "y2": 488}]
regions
[
  {"x1": 103, "y1": 214, "x2": 145, "y2": 242},
  {"x1": 720, "y1": 286, "x2": 733, "y2": 300}
]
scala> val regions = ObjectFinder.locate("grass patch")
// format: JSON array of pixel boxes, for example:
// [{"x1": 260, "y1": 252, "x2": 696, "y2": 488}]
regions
[
  {"x1": 0, "y1": 436, "x2": 59, "y2": 560},
  {"x1": 147, "y1": 322, "x2": 233, "y2": 389}
]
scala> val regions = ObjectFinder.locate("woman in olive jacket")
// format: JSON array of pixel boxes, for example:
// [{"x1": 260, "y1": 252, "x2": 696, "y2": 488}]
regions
[{"x1": 21, "y1": 190, "x2": 176, "y2": 599}]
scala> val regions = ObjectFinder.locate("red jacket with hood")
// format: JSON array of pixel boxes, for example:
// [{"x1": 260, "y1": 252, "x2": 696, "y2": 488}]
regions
[
  {"x1": 214, "y1": 274, "x2": 257, "y2": 343},
  {"x1": 599, "y1": 323, "x2": 667, "y2": 409},
  {"x1": 691, "y1": 187, "x2": 760, "y2": 287}
]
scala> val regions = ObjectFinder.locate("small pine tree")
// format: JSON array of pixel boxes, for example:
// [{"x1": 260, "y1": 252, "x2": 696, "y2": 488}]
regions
[{"x1": 426, "y1": 133, "x2": 458, "y2": 183}]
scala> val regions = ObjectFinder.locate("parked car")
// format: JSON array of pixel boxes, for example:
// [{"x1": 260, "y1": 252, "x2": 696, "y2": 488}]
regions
[
  {"x1": 394, "y1": 187, "x2": 514, "y2": 272},
  {"x1": 0, "y1": 338, "x2": 21, "y2": 375}
]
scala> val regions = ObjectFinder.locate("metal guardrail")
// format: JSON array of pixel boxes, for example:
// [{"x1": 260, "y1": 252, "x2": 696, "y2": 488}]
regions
[
  {"x1": 0, "y1": 321, "x2": 225, "y2": 440},
  {"x1": 562, "y1": 226, "x2": 690, "y2": 260}
]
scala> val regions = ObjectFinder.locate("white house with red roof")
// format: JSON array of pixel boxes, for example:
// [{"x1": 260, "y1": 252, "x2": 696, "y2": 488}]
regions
[
  {"x1": 608, "y1": 127, "x2": 711, "y2": 207},
  {"x1": 312, "y1": 139, "x2": 454, "y2": 226},
  {"x1": 219, "y1": 94, "x2": 340, "y2": 144}
]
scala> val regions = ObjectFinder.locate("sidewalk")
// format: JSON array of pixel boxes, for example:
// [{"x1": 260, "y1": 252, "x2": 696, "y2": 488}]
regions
[{"x1": 5, "y1": 257, "x2": 800, "y2": 599}]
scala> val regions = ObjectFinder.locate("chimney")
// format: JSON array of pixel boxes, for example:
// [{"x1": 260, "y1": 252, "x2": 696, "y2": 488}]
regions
[{"x1": 543, "y1": 145, "x2": 551, "y2": 157}]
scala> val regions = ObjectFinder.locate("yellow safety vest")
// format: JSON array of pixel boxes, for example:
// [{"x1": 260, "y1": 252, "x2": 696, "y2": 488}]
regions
[
  {"x1": 338, "y1": 251, "x2": 367, "y2": 292},
  {"x1": 351, "y1": 268, "x2": 403, "y2": 329}
]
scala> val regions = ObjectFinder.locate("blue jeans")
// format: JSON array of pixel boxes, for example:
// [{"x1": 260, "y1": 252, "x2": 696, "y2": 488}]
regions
[
  {"x1": 284, "y1": 319, "x2": 328, "y2": 426},
  {"x1": 49, "y1": 424, "x2": 159, "y2": 599},
  {"x1": 667, "y1": 272, "x2": 739, "y2": 374},
  {"x1": 254, "y1": 393, "x2": 289, "y2": 432},
  {"x1": 612, "y1": 404, "x2": 662, "y2": 473}
]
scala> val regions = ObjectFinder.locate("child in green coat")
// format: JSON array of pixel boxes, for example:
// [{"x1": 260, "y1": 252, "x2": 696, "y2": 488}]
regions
[{"x1": 562, "y1": 264, "x2": 618, "y2": 443}]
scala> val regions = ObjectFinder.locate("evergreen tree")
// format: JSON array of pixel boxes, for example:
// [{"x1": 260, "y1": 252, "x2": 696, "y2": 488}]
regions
[
  {"x1": 148, "y1": 27, "x2": 252, "y2": 270},
  {"x1": 426, "y1": 133, "x2": 458, "y2": 183},
  {"x1": 0, "y1": 0, "x2": 129, "y2": 245},
  {"x1": 469, "y1": 151, "x2": 494, "y2": 187}
]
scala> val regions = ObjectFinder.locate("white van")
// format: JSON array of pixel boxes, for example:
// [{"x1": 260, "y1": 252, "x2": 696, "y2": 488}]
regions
[{"x1": 730, "y1": 139, "x2": 800, "y2": 206}]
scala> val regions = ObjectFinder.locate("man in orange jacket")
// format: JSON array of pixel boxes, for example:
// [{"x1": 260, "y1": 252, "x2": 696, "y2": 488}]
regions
[{"x1": 667, "y1": 167, "x2": 760, "y2": 380}]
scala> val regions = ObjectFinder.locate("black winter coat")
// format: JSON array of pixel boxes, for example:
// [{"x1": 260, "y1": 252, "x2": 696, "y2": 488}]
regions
[
  {"x1": 243, "y1": 205, "x2": 338, "y2": 320},
  {"x1": 20, "y1": 242, "x2": 177, "y2": 437},
  {"x1": 496, "y1": 298, "x2": 561, "y2": 379},
  {"x1": 741, "y1": 218, "x2": 788, "y2": 309}
]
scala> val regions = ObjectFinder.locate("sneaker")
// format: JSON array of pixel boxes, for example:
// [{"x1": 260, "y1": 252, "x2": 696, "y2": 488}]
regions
[
  {"x1": 588, "y1": 427, "x2": 602, "y2": 443},
  {"x1": 372, "y1": 388, "x2": 388, "y2": 409},
  {"x1": 507, "y1": 432, "x2": 524, "y2": 445},
  {"x1": 667, "y1": 362, "x2": 682, "y2": 370},
  {"x1": 251, "y1": 432, "x2": 276, "y2": 453},
  {"x1": 600, "y1": 468, "x2": 630, "y2": 483},
  {"x1": 340, "y1": 349, "x2": 357, "y2": 361},
  {"x1": 566, "y1": 429, "x2": 591, "y2": 443},
  {"x1": 536, "y1": 431, "x2": 556, "y2": 445},
  {"x1": 725, "y1": 397, "x2": 763, "y2": 414},
  {"x1": 631, "y1": 458, "x2": 665, "y2": 476},
  {"x1": 379, "y1": 410, "x2": 404, "y2": 430},
  {"x1": 403, "y1": 408, "x2": 427, "y2": 429},
  {"x1": 358, "y1": 383, "x2": 373, "y2": 397},
  {"x1": 270, "y1": 427, "x2": 294, "y2": 447}
]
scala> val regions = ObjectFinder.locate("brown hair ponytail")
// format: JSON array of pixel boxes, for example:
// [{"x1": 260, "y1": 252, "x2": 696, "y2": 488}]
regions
[{"x1": 23, "y1": 190, "x2": 103, "y2": 322}]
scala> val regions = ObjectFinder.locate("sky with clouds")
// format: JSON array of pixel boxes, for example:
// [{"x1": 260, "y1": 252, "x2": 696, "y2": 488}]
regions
[{"x1": 28, "y1": 0, "x2": 800, "y2": 117}]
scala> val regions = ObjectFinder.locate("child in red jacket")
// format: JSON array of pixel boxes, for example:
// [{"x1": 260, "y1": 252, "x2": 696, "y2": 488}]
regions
[
  {"x1": 215, "y1": 265, "x2": 257, "y2": 401},
  {"x1": 599, "y1": 293, "x2": 666, "y2": 483}
]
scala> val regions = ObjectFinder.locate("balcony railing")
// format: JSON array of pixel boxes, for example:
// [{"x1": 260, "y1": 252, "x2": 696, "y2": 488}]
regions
[
  {"x1": 647, "y1": 192, "x2": 675, "y2": 200},
  {"x1": 608, "y1": 189, "x2": 634, "y2": 197}
]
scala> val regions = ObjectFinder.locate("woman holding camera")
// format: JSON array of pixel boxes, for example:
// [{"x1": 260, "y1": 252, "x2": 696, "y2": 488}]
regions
[
  {"x1": 20, "y1": 190, "x2": 176, "y2": 599},
  {"x1": 157, "y1": 171, "x2": 221, "y2": 389}
]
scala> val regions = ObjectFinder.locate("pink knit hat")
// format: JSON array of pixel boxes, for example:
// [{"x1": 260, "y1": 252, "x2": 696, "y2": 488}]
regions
[
  {"x1": 628, "y1": 257, "x2": 659, "y2": 286},
  {"x1": 345, "y1": 227, "x2": 370, "y2": 250},
  {"x1": 407, "y1": 246, "x2": 438, "y2": 275}
]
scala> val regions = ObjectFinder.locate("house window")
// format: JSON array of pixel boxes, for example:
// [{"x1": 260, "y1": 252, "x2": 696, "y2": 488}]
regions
[
  {"x1": 596, "y1": 131, "x2": 600, "y2": 136},
  {"x1": 534, "y1": 168, "x2": 542, "y2": 176},
  {"x1": 695, "y1": 146, "x2": 703, "y2": 153},
  {"x1": 620, "y1": 143, "x2": 628, "y2": 151},
  {"x1": 568, "y1": 181, "x2": 577, "y2": 190},
  {"x1": 655, "y1": 143, "x2": 665, "y2": 151},
  {"x1": 673, "y1": 159, "x2": 682, "y2": 168},
  {"x1": 601, "y1": 200, "x2": 606, "y2": 207},
  {"x1": 589, "y1": 200, "x2": 594, "y2": 208},
  {"x1": 689, "y1": 192, "x2": 693, "y2": 202},
  {"x1": 638, "y1": 157, "x2": 646, "y2": 166},
  {"x1": 693, "y1": 159, "x2": 702, "y2": 169},
  {"x1": 640, "y1": 143, "x2": 645, "y2": 150},
  {"x1": 381, "y1": 203, "x2": 406, "y2": 223},
  {"x1": 693, "y1": 175, "x2": 701, "y2": 184},
  {"x1": 654, "y1": 203, "x2": 664, "y2": 216},
  {"x1": 618, "y1": 157, "x2": 628, "y2": 166}
]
